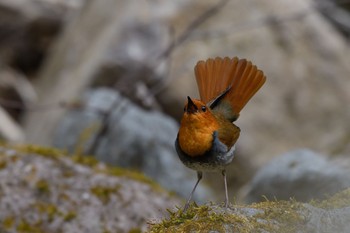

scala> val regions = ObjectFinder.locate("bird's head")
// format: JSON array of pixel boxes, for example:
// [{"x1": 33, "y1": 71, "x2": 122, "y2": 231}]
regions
[
  {"x1": 181, "y1": 96, "x2": 218, "y2": 129},
  {"x1": 184, "y1": 96, "x2": 208, "y2": 115}
]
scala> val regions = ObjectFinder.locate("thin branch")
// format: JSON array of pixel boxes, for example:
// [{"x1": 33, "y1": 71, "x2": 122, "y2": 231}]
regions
[
  {"x1": 2, "y1": 0, "x2": 350, "y2": 111},
  {"x1": 156, "y1": 0, "x2": 229, "y2": 61}
]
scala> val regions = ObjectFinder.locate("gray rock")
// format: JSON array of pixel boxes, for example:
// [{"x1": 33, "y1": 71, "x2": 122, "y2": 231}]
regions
[
  {"x1": 0, "y1": 145, "x2": 180, "y2": 233},
  {"x1": 22, "y1": 0, "x2": 171, "y2": 144},
  {"x1": 245, "y1": 149, "x2": 350, "y2": 203},
  {"x1": 54, "y1": 88, "x2": 212, "y2": 202},
  {"x1": 304, "y1": 204, "x2": 350, "y2": 233}
]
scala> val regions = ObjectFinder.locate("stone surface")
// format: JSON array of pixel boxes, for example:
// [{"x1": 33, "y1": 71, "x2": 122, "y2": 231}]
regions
[
  {"x1": 53, "y1": 88, "x2": 212, "y2": 202},
  {"x1": 245, "y1": 149, "x2": 350, "y2": 203},
  {"x1": 0, "y1": 145, "x2": 180, "y2": 233}
]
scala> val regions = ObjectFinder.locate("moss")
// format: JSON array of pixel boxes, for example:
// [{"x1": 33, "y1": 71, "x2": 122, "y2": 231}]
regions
[
  {"x1": 90, "y1": 185, "x2": 121, "y2": 204},
  {"x1": 35, "y1": 179, "x2": 50, "y2": 195},
  {"x1": 2, "y1": 216, "x2": 14, "y2": 229},
  {"x1": 250, "y1": 200, "x2": 306, "y2": 232},
  {"x1": 128, "y1": 228, "x2": 142, "y2": 233},
  {"x1": 0, "y1": 159, "x2": 7, "y2": 169},
  {"x1": 63, "y1": 211, "x2": 77, "y2": 222},
  {"x1": 34, "y1": 202, "x2": 60, "y2": 222},
  {"x1": 17, "y1": 219, "x2": 44, "y2": 233},
  {"x1": 2, "y1": 144, "x2": 166, "y2": 193},
  {"x1": 71, "y1": 154, "x2": 99, "y2": 167},
  {"x1": 149, "y1": 204, "x2": 248, "y2": 233},
  {"x1": 149, "y1": 200, "x2": 307, "y2": 233},
  {"x1": 15, "y1": 144, "x2": 65, "y2": 159},
  {"x1": 107, "y1": 167, "x2": 162, "y2": 192},
  {"x1": 34, "y1": 201, "x2": 77, "y2": 223},
  {"x1": 310, "y1": 188, "x2": 350, "y2": 209}
]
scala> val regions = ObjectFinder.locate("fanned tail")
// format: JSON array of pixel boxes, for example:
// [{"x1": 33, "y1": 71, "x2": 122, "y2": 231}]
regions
[{"x1": 194, "y1": 57, "x2": 266, "y2": 116}]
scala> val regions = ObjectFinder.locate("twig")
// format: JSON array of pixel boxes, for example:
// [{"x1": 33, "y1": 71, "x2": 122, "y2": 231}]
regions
[
  {"x1": 150, "y1": 0, "x2": 229, "y2": 95},
  {"x1": 156, "y1": 0, "x2": 230, "y2": 61}
]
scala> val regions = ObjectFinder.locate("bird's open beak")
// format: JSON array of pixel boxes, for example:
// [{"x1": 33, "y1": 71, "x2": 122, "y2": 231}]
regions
[{"x1": 186, "y1": 96, "x2": 198, "y2": 114}]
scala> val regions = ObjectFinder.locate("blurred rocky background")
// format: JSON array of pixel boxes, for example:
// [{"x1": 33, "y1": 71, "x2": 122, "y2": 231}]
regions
[{"x1": 1, "y1": 0, "x2": 350, "y2": 231}]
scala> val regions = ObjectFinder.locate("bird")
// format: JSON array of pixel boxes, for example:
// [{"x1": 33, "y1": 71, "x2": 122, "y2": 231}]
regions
[{"x1": 175, "y1": 56, "x2": 266, "y2": 211}]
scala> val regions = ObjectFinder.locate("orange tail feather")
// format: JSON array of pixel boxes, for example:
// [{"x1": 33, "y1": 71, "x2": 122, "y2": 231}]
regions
[{"x1": 194, "y1": 57, "x2": 266, "y2": 115}]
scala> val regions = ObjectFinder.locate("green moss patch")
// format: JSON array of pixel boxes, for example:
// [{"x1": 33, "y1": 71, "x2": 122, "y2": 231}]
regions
[
  {"x1": 149, "y1": 204, "x2": 250, "y2": 233},
  {"x1": 2, "y1": 216, "x2": 14, "y2": 230},
  {"x1": 17, "y1": 219, "x2": 44, "y2": 233},
  {"x1": 250, "y1": 200, "x2": 307, "y2": 232},
  {"x1": 16, "y1": 144, "x2": 66, "y2": 159},
  {"x1": 149, "y1": 200, "x2": 307, "y2": 233},
  {"x1": 90, "y1": 185, "x2": 121, "y2": 204},
  {"x1": 35, "y1": 179, "x2": 50, "y2": 195},
  {"x1": 310, "y1": 188, "x2": 350, "y2": 209},
  {"x1": 2, "y1": 144, "x2": 163, "y2": 191},
  {"x1": 106, "y1": 167, "x2": 163, "y2": 192},
  {"x1": 63, "y1": 211, "x2": 77, "y2": 222}
]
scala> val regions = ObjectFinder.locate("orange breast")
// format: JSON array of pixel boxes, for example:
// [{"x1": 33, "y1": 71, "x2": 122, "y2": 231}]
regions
[{"x1": 178, "y1": 112, "x2": 219, "y2": 157}]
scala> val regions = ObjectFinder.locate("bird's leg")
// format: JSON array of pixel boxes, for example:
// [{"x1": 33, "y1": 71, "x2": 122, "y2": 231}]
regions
[
  {"x1": 183, "y1": 171, "x2": 203, "y2": 212},
  {"x1": 222, "y1": 169, "x2": 229, "y2": 208}
]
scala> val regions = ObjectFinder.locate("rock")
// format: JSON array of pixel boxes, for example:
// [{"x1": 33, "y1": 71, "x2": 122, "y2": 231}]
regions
[
  {"x1": 316, "y1": 0, "x2": 350, "y2": 38},
  {"x1": 13, "y1": 0, "x2": 350, "y2": 208},
  {"x1": 149, "y1": 188, "x2": 350, "y2": 233},
  {"x1": 245, "y1": 149, "x2": 350, "y2": 203},
  {"x1": 22, "y1": 0, "x2": 172, "y2": 145},
  {"x1": 53, "y1": 88, "x2": 212, "y2": 202},
  {"x1": 90, "y1": 21, "x2": 171, "y2": 109},
  {"x1": 0, "y1": 144, "x2": 180, "y2": 233},
  {"x1": 0, "y1": 0, "x2": 82, "y2": 75}
]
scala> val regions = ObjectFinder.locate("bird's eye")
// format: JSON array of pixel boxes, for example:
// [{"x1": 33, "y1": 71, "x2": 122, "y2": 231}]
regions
[{"x1": 201, "y1": 106, "x2": 206, "y2": 112}]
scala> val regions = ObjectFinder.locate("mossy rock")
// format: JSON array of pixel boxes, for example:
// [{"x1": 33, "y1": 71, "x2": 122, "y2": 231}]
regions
[
  {"x1": 0, "y1": 144, "x2": 180, "y2": 233},
  {"x1": 149, "y1": 188, "x2": 350, "y2": 233}
]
